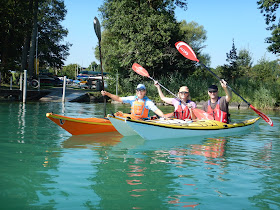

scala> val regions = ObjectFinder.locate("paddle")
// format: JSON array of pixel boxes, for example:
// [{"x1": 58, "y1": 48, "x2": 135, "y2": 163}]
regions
[
  {"x1": 94, "y1": 17, "x2": 106, "y2": 117},
  {"x1": 175, "y1": 41, "x2": 274, "y2": 126},
  {"x1": 132, "y1": 63, "x2": 213, "y2": 120}
]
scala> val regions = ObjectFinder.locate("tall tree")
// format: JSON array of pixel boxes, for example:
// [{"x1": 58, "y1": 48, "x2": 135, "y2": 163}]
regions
[
  {"x1": 28, "y1": 0, "x2": 39, "y2": 76},
  {"x1": 257, "y1": 0, "x2": 280, "y2": 54},
  {"x1": 0, "y1": 1, "x2": 31, "y2": 77},
  {"x1": 98, "y1": 0, "x2": 203, "y2": 84},
  {"x1": 0, "y1": 0, "x2": 71, "y2": 81},
  {"x1": 37, "y1": 0, "x2": 71, "y2": 70},
  {"x1": 21, "y1": 0, "x2": 34, "y2": 72},
  {"x1": 237, "y1": 49, "x2": 253, "y2": 77},
  {"x1": 220, "y1": 40, "x2": 239, "y2": 81}
]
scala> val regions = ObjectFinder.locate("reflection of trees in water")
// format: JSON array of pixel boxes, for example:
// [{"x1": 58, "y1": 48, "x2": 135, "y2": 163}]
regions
[{"x1": 0, "y1": 103, "x2": 63, "y2": 208}]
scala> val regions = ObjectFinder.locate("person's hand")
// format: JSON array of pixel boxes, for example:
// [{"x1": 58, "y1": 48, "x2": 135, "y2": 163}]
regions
[
  {"x1": 154, "y1": 80, "x2": 160, "y2": 87},
  {"x1": 187, "y1": 103, "x2": 192, "y2": 108},
  {"x1": 220, "y1": 79, "x2": 228, "y2": 88},
  {"x1": 101, "y1": 90, "x2": 107, "y2": 96}
]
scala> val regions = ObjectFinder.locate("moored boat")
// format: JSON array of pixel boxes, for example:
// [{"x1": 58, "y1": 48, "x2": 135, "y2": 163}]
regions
[
  {"x1": 46, "y1": 113, "x2": 117, "y2": 135},
  {"x1": 107, "y1": 114, "x2": 260, "y2": 140}
]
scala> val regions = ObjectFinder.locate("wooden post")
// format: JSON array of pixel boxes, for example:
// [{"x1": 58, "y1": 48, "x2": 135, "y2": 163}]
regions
[
  {"x1": 23, "y1": 70, "x2": 27, "y2": 103},
  {"x1": 20, "y1": 73, "x2": 23, "y2": 91},
  {"x1": 10, "y1": 76, "x2": 13, "y2": 90},
  {"x1": 62, "y1": 76, "x2": 66, "y2": 102}
]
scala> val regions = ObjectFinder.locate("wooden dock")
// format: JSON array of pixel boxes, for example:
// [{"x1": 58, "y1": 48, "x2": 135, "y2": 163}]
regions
[{"x1": 0, "y1": 87, "x2": 92, "y2": 102}]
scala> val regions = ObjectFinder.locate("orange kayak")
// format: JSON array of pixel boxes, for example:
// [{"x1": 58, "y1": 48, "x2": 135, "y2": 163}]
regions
[{"x1": 46, "y1": 113, "x2": 117, "y2": 135}]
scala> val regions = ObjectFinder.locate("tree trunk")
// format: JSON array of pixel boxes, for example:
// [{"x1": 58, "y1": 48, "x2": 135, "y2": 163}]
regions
[
  {"x1": 28, "y1": 0, "x2": 38, "y2": 77},
  {"x1": 21, "y1": 0, "x2": 33, "y2": 72}
]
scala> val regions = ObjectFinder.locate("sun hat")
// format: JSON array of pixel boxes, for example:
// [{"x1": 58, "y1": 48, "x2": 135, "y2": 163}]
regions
[
  {"x1": 136, "y1": 84, "x2": 146, "y2": 90},
  {"x1": 208, "y1": 85, "x2": 218, "y2": 92}
]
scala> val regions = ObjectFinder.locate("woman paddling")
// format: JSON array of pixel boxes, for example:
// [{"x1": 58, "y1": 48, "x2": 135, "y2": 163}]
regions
[{"x1": 154, "y1": 81, "x2": 197, "y2": 120}]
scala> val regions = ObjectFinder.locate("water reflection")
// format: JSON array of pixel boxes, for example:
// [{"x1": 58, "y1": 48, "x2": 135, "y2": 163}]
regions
[
  {"x1": 60, "y1": 134, "x2": 229, "y2": 209},
  {"x1": 1, "y1": 103, "x2": 279, "y2": 209}
]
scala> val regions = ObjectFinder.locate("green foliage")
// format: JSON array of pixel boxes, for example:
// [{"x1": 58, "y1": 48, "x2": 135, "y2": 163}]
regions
[
  {"x1": 220, "y1": 40, "x2": 242, "y2": 81},
  {"x1": 0, "y1": 0, "x2": 71, "y2": 81},
  {"x1": 250, "y1": 57, "x2": 280, "y2": 81},
  {"x1": 98, "y1": 0, "x2": 208, "y2": 88},
  {"x1": 257, "y1": 0, "x2": 280, "y2": 54},
  {"x1": 37, "y1": 0, "x2": 71, "y2": 69},
  {"x1": 105, "y1": 69, "x2": 280, "y2": 109},
  {"x1": 266, "y1": 26, "x2": 280, "y2": 54},
  {"x1": 61, "y1": 64, "x2": 80, "y2": 79}
]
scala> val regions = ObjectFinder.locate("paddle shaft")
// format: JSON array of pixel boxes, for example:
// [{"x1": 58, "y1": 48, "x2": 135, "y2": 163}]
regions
[
  {"x1": 175, "y1": 41, "x2": 273, "y2": 126},
  {"x1": 94, "y1": 17, "x2": 106, "y2": 117},
  {"x1": 200, "y1": 63, "x2": 251, "y2": 106}
]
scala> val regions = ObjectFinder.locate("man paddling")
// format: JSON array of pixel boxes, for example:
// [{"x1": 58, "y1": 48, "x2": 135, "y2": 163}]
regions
[
  {"x1": 101, "y1": 84, "x2": 166, "y2": 119},
  {"x1": 202, "y1": 80, "x2": 232, "y2": 123}
]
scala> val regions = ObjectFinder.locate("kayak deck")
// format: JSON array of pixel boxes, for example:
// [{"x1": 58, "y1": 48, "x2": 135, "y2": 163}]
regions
[{"x1": 108, "y1": 115, "x2": 260, "y2": 140}]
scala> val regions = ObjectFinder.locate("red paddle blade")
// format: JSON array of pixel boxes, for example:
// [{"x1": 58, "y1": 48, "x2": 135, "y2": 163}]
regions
[
  {"x1": 132, "y1": 63, "x2": 150, "y2": 77},
  {"x1": 249, "y1": 105, "x2": 273, "y2": 126},
  {"x1": 175, "y1": 41, "x2": 199, "y2": 62},
  {"x1": 192, "y1": 108, "x2": 214, "y2": 120}
]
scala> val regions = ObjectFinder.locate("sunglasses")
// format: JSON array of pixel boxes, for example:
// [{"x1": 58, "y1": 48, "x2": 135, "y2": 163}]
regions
[
  {"x1": 209, "y1": 91, "x2": 217, "y2": 93},
  {"x1": 179, "y1": 91, "x2": 189, "y2": 94},
  {"x1": 136, "y1": 88, "x2": 145, "y2": 92}
]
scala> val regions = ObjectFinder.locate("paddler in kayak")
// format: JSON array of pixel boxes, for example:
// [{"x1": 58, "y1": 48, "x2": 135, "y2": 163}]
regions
[
  {"x1": 154, "y1": 81, "x2": 197, "y2": 120},
  {"x1": 202, "y1": 80, "x2": 232, "y2": 123},
  {"x1": 101, "y1": 84, "x2": 166, "y2": 120}
]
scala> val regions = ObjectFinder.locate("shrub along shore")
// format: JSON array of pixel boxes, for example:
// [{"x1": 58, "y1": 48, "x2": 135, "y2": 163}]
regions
[{"x1": 106, "y1": 75, "x2": 280, "y2": 110}]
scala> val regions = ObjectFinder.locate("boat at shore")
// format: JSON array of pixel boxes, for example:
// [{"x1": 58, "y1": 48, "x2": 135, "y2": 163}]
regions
[
  {"x1": 108, "y1": 114, "x2": 260, "y2": 140},
  {"x1": 46, "y1": 113, "x2": 116, "y2": 135}
]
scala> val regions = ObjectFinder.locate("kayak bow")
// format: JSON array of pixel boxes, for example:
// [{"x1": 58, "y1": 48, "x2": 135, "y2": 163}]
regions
[{"x1": 46, "y1": 113, "x2": 117, "y2": 135}]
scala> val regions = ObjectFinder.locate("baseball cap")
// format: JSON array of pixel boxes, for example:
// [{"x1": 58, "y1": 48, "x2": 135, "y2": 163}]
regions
[
  {"x1": 208, "y1": 85, "x2": 218, "y2": 92},
  {"x1": 136, "y1": 84, "x2": 146, "y2": 90}
]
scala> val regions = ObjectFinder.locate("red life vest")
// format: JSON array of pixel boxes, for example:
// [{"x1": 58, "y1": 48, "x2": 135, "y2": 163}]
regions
[
  {"x1": 130, "y1": 98, "x2": 149, "y2": 119},
  {"x1": 174, "y1": 102, "x2": 191, "y2": 120},
  {"x1": 207, "y1": 97, "x2": 228, "y2": 123}
]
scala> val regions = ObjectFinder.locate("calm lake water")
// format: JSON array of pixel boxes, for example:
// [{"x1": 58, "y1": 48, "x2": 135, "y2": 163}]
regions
[{"x1": 0, "y1": 101, "x2": 279, "y2": 209}]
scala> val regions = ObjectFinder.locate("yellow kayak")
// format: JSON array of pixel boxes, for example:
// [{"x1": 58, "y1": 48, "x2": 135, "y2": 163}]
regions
[{"x1": 108, "y1": 115, "x2": 260, "y2": 140}]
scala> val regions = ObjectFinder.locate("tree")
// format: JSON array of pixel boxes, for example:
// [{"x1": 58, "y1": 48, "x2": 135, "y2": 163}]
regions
[
  {"x1": 98, "y1": 0, "x2": 204, "y2": 81},
  {"x1": 62, "y1": 64, "x2": 80, "y2": 79},
  {"x1": 257, "y1": 0, "x2": 280, "y2": 54},
  {"x1": 28, "y1": 0, "x2": 39, "y2": 76},
  {"x1": 0, "y1": 0, "x2": 71, "y2": 81},
  {"x1": 36, "y1": 0, "x2": 71, "y2": 73},
  {"x1": 220, "y1": 40, "x2": 240, "y2": 81},
  {"x1": 251, "y1": 57, "x2": 280, "y2": 81},
  {"x1": 237, "y1": 49, "x2": 253, "y2": 77},
  {"x1": 88, "y1": 61, "x2": 100, "y2": 71},
  {"x1": 0, "y1": 1, "x2": 31, "y2": 78}
]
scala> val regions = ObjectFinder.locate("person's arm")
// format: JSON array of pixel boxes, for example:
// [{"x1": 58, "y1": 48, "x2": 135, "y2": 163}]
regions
[
  {"x1": 220, "y1": 79, "x2": 232, "y2": 103},
  {"x1": 154, "y1": 108, "x2": 165, "y2": 118},
  {"x1": 101, "y1": 90, "x2": 123, "y2": 103},
  {"x1": 154, "y1": 81, "x2": 173, "y2": 104}
]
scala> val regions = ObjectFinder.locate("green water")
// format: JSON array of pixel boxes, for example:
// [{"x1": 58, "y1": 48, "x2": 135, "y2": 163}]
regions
[{"x1": 0, "y1": 102, "x2": 279, "y2": 209}]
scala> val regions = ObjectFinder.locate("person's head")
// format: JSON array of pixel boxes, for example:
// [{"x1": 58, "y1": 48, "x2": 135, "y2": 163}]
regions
[
  {"x1": 178, "y1": 86, "x2": 190, "y2": 101},
  {"x1": 136, "y1": 84, "x2": 146, "y2": 99},
  {"x1": 208, "y1": 84, "x2": 218, "y2": 99}
]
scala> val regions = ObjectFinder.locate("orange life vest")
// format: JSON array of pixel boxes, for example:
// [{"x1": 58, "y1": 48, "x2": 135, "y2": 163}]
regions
[
  {"x1": 174, "y1": 102, "x2": 191, "y2": 120},
  {"x1": 130, "y1": 98, "x2": 149, "y2": 119},
  {"x1": 207, "y1": 97, "x2": 228, "y2": 123}
]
